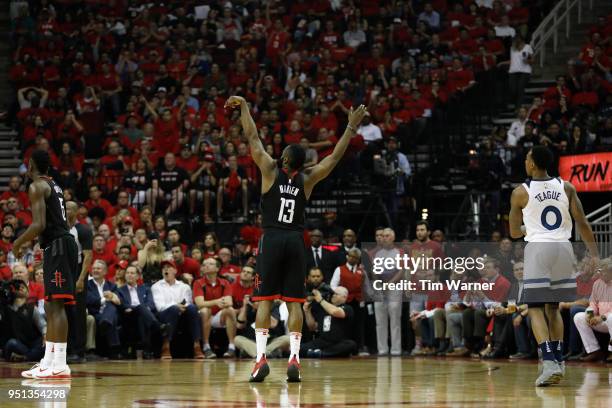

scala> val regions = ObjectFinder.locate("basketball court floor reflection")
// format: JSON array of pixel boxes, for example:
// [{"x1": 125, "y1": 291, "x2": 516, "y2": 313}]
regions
[{"x1": 1, "y1": 358, "x2": 611, "y2": 407}]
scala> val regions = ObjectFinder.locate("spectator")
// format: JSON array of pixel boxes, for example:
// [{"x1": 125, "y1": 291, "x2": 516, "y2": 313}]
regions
[
  {"x1": 12, "y1": 262, "x2": 44, "y2": 311},
  {"x1": 136, "y1": 232, "x2": 164, "y2": 285},
  {"x1": 151, "y1": 153, "x2": 189, "y2": 216},
  {"x1": 218, "y1": 247, "x2": 240, "y2": 282},
  {"x1": 193, "y1": 258, "x2": 237, "y2": 359},
  {"x1": 508, "y1": 262, "x2": 536, "y2": 360},
  {"x1": 117, "y1": 265, "x2": 167, "y2": 359},
  {"x1": 202, "y1": 232, "x2": 220, "y2": 259},
  {"x1": 0, "y1": 248, "x2": 11, "y2": 280},
  {"x1": 171, "y1": 244, "x2": 201, "y2": 286},
  {"x1": 499, "y1": 35, "x2": 533, "y2": 108},
  {"x1": 330, "y1": 247, "x2": 368, "y2": 355},
  {"x1": 152, "y1": 259, "x2": 203, "y2": 360},
  {"x1": 302, "y1": 286, "x2": 357, "y2": 358},
  {"x1": 86, "y1": 260, "x2": 121, "y2": 359},
  {"x1": 373, "y1": 228, "x2": 404, "y2": 356},
  {"x1": 0, "y1": 176, "x2": 29, "y2": 209},
  {"x1": 235, "y1": 299, "x2": 289, "y2": 359},
  {"x1": 573, "y1": 258, "x2": 612, "y2": 363},
  {"x1": 306, "y1": 229, "x2": 336, "y2": 283},
  {"x1": 2, "y1": 280, "x2": 45, "y2": 362},
  {"x1": 418, "y1": 3, "x2": 441, "y2": 31},
  {"x1": 216, "y1": 155, "x2": 248, "y2": 220},
  {"x1": 343, "y1": 20, "x2": 366, "y2": 50},
  {"x1": 189, "y1": 153, "x2": 217, "y2": 224}
]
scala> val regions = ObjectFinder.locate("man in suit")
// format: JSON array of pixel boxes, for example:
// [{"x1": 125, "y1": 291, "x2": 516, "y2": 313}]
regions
[
  {"x1": 305, "y1": 229, "x2": 336, "y2": 283},
  {"x1": 117, "y1": 265, "x2": 167, "y2": 359},
  {"x1": 86, "y1": 259, "x2": 121, "y2": 359},
  {"x1": 334, "y1": 229, "x2": 359, "y2": 269}
]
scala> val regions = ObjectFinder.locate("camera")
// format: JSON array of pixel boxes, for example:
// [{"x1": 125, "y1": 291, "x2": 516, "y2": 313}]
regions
[
  {"x1": 0, "y1": 279, "x2": 26, "y2": 305},
  {"x1": 306, "y1": 282, "x2": 334, "y2": 302}
]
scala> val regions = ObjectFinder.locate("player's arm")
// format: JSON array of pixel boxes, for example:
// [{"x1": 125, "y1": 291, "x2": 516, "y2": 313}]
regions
[
  {"x1": 12, "y1": 182, "x2": 47, "y2": 255},
  {"x1": 303, "y1": 105, "x2": 367, "y2": 197},
  {"x1": 509, "y1": 186, "x2": 528, "y2": 239},
  {"x1": 225, "y1": 96, "x2": 276, "y2": 189},
  {"x1": 565, "y1": 181, "x2": 599, "y2": 257}
]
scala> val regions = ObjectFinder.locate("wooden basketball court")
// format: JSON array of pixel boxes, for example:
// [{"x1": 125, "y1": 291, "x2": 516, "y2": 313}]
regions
[{"x1": 1, "y1": 358, "x2": 611, "y2": 407}]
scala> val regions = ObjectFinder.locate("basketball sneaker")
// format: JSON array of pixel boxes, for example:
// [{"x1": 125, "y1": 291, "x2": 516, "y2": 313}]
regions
[
  {"x1": 33, "y1": 365, "x2": 71, "y2": 380},
  {"x1": 286, "y1": 356, "x2": 301, "y2": 383},
  {"x1": 535, "y1": 360, "x2": 562, "y2": 387},
  {"x1": 21, "y1": 362, "x2": 42, "y2": 379},
  {"x1": 249, "y1": 355, "x2": 270, "y2": 383}
]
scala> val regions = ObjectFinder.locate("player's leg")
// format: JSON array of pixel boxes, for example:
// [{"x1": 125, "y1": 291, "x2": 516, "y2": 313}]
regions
[
  {"x1": 45, "y1": 299, "x2": 69, "y2": 369},
  {"x1": 250, "y1": 232, "x2": 283, "y2": 382},
  {"x1": 281, "y1": 232, "x2": 307, "y2": 382},
  {"x1": 529, "y1": 304, "x2": 562, "y2": 386},
  {"x1": 545, "y1": 303, "x2": 564, "y2": 361}
]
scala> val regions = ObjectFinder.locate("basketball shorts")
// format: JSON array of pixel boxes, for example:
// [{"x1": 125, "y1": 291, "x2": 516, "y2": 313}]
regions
[
  {"x1": 43, "y1": 235, "x2": 79, "y2": 304},
  {"x1": 521, "y1": 241, "x2": 577, "y2": 304},
  {"x1": 252, "y1": 228, "x2": 306, "y2": 303}
]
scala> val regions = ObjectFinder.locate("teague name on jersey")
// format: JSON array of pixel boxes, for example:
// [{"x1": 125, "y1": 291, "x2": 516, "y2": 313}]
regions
[
  {"x1": 534, "y1": 190, "x2": 562, "y2": 202},
  {"x1": 279, "y1": 184, "x2": 300, "y2": 197}
]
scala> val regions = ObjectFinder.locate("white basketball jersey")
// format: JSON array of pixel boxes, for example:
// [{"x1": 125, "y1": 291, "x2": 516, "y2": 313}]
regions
[{"x1": 522, "y1": 177, "x2": 572, "y2": 242}]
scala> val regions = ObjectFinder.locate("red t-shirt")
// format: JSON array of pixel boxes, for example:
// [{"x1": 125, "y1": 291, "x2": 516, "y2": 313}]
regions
[
  {"x1": 231, "y1": 280, "x2": 254, "y2": 309},
  {"x1": 192, "y1": 276, "x2": 232, "y2": 315},
  {"x1": 176, "y1": 257, "x2": 201, "y2": 279},
  {"x1": 28, "y1": 281, "x2": 45, "y2": 304}
]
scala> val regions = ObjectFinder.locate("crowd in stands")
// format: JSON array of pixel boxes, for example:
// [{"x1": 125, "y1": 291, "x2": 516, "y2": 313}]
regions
[
  {"x1": 1, "y1": 1, "x2": 610, "y2": 363},
  {"x1": 487, "y1": 14, "x2": 611, "y2": 183}
]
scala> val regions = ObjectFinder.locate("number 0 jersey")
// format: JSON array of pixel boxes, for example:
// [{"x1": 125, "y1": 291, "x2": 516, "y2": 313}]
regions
[
  {"x1": 522, "y1": 177, "x2": 572, "y2": 242},
  {"x1": 261, "y1": 169, "x2": 306, "y2": 231},
  {"x1": 39, "y1": 176, "x2": 71, "y2": 248}
]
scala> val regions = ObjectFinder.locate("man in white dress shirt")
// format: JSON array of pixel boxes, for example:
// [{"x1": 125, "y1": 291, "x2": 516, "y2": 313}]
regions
[{"x1": 152, "y1": 259, "x2": 204, "y2": 359}]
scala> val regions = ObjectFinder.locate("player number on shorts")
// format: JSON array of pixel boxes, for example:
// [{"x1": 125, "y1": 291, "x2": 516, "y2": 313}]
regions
[
  {"x1": 278, "y1": 197, "x2": 295, "y2": 224},
  {"x1": 58, "y1": 197, "x2": 67, "y2": 221}
]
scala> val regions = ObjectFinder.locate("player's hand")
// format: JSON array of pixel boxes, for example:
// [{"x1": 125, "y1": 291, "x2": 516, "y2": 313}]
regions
[
  {"x1": 12, "y1": 244, "x2": 24, "y2": 260},
  {"x1": 347, "y1": 104, "x2": 368, "y2": 129},
  {"x1": 303, "y1": 301, "x2": 311, "y2": 312},
  {"x1": 224, "y1": 96, "x2": 246, "y2": 110},
  {"x1": 76, "y1": 277, "x2": 85, "y2": 293}
]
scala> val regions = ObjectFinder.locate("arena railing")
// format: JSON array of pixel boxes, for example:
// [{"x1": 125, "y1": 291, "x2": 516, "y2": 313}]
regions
[
  {"x1": 575, "y1": 203, "x2": 612, "y2": 258},
  {"x1": 531, "y1": 0, "x2": 594, "y2": 67}
]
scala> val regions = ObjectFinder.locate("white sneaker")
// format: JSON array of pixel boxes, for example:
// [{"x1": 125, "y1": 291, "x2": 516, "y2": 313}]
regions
[
  {"x1": 535, "y1": 360, "x2": 562, "y2": 387},
  {"x1": 33, "y1": 365, "x2": 71, "y2": 380},
  {"x1": 21, "y1": 363, "x2": 43, "y2": 379}
]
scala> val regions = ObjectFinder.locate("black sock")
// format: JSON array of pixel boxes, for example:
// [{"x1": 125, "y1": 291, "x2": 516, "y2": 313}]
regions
[
  {"x1": 549, "y1": 340, "x2": 564, "y2": 362},
  {"x1": 539, "y1": 341, "x2": 555, "y2": 361}
]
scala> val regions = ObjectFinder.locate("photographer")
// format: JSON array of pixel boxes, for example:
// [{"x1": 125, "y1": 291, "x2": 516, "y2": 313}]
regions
[
  {"x1": 305, "y1": 267, "x2": 334, "y2": 322},
  {"x1": 373, "y1": 137, "x2": 411, "y2": 225},
  {"x1": 2, "y1": 280, "x2": 46, "y2": 362},
  {"x1": 301, "y1": 286, "x2": 357, "y2": 358}
]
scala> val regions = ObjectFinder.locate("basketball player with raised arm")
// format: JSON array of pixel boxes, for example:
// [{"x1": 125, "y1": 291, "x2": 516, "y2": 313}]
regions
[
  {"x1": 224, "y1": 96, "x2": 367, "y2": 382},
  {"x1": 13, "y1": 150, "x2": 79, "y2": 379},
  {"x1": 509, "y1": 146, "x2": 599, "y2": 386}
]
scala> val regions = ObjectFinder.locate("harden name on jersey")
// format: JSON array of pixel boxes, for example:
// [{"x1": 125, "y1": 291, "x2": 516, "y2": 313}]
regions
[{"x1": 279, "y1": 184, "x2": 300, "y2": 196}]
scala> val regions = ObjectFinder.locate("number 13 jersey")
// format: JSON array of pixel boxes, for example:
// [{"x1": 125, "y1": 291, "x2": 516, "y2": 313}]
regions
[
  {"x1": 522, "y1": 177, "x2": 572, "y2": 242},
  {"x1": 39, "y1": 176, "x2": 71, "y2": 248},
  {"x1": 261, "y1": 169, "x2": 306, "y2": 231}
]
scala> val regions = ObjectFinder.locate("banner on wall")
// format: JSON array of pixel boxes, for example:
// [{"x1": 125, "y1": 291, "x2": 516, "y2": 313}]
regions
[{"x1": 559, "y1": 152, "x2": 612, "y2": 192}]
